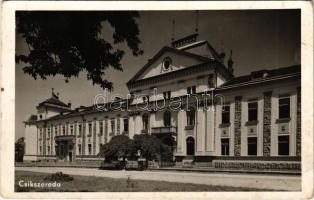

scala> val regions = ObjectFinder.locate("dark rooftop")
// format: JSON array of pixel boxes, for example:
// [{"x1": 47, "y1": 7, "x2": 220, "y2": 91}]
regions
[{"x1": 218, "y1": 65, "x2": 301, "y2": 90}]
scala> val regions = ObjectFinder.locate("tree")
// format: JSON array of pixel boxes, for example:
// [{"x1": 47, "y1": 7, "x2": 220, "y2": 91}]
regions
[
  {"x1": 132, "y1": 134, "x2": 172, "y2": 161},
  {"x1": 15, "y1": 137, "x2": 25, "y2": 162},
  {"x1": 100, "y1": 135, "x2": 132, "y2": 162},
  {"x1": 16, "y1": 11, "x2": 143, "y2": 90}
]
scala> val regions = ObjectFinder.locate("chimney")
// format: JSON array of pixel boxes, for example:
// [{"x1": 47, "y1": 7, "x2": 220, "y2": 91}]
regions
[
  {"x1": 68, "y1": 100, "x2": 72, "y2": 108},
  {"x1": 227, "y1": 50, "x2": 234, "y2": 75}
]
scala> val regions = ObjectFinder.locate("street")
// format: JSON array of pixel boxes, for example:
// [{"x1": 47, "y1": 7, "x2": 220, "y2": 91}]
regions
[{"x1": 15, "y1": 167, "x2": 301, "y2": 191}]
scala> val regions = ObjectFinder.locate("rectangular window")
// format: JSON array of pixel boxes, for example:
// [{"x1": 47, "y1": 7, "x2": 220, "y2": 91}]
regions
[
  {"x1": 124, "y1": 118, "x2": 129, "y2": 132},
  {"x1": 247, "y1": 137, "x2": 257, "y2": 156},
  {"x1": 47, "y1": 146, "x2": 50, "y2": 155},
  {"x1": 111, "y1": 119, "x2": 115, "y2": 134},
  {"x1": 248, "y1": 102, "x2": 258, "y2": 121},
  {"x1": 221, "y1": 138, "x2": 229, "y2": 156},
  {"x1": 278, "y1": 135, "x2": 289, "y2": 155},
  {"x1": 163, "y1": 91, "x2": 171, "y2": 100},
  {"x1": 99, "y1": 122, "x2": 103, "y2": 136},
  {"x1": 78, "y1": 144, "x2": 82, "y2": 155},
  {"x1": 39, "y1": 146, "x2": 42, "y2": 155},
  {"x1": 54, "y1": 127, "x2": 58, "y2": 136},
  {"x1": 208, "y1": 75, "x2": 214, "y2": 88},
  {"x1": 78, "y1": 124, "x2": 82, "y2": 135},
  {"x1": 192, "y1": 86, "x2": 196, "y2": 94},
  {"x1": 187, "y1": 87, "x2": 191, "y2": 94},
  {"x1": 117, "y1": 118, "x2": 120, "y2": 134},
  {"x1": 187, "y1": 86, "x2": 196, "y2": 94},
  {"x1": 70, "y1": 125, "x2": 74, "y2": 135},
  {"x1": 62, "y1": 126, "x2": 65, "y2": 135},
  {"x1": 88, "y1": 123, "x2": 92, "y2": 135},
  {"x1": 88, "y1": 144, "x2": 92, "y2": 155},
  {"x1": 279, "y1": 97, "x2": 290, "y2": 119},
  {"x1": 222, "y1": 105, "x2": 230, "y2": 124}
]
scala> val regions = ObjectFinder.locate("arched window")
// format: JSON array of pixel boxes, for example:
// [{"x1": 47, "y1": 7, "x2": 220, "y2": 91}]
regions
[
  {"x1": 162, "y1": 57, "x2": 172, "y2": 71},
  {"x1": 163, "y1": 111, "x2": 171, "y2": 127},
  {"x1": 186, "y1": 108, "x2": 195, "y2": 126},
  {"x1": 142, "y1": 113, "x2": 149, "y2": 131}
]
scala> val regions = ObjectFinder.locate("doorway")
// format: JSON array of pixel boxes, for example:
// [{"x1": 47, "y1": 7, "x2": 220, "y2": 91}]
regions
[{"x1": 186, "y1": 137, "x2": 195, "y2": 156}]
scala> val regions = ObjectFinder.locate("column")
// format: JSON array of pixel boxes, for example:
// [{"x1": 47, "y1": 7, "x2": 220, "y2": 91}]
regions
[
  {"x1": 93, "y1": 120, "x2": 97, "y2": 155},
  {"x1": 234, "y1": 96, "x2": 242, "y2": 156},
  {"x1": 296, "y1": 87, "x2": 301, "y2": 156},
  {"x1": 82, "y1": 120, "x2": 86, "y2": 155},
  {"x1": 263, "y1": 91, "x2": 272, "y2": 156}
]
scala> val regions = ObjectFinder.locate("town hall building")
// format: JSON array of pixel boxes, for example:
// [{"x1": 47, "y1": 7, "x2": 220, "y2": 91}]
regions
[{"x1": 23, "y1": 33, "x2": 301, "y2": 169}]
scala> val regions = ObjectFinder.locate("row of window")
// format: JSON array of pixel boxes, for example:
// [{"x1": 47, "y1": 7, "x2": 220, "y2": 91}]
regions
[
  {"x1": 221, "y1": 135, "x2": 290, "y2": 156},
  {"x1": 221, "y1": 96, "x2": 291, "y2": 124},
  {"x1": 39, "y1": 118, "x2": 129, "y2": 138}
]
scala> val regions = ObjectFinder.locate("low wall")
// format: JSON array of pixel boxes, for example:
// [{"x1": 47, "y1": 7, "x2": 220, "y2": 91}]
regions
[{"x1": 213, "y1": 160, "x2": 301, "y2": 171}]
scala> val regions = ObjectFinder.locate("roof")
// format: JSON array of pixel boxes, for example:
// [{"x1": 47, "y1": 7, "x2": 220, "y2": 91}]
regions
[
  {"x1": 24, "y1": 115, "x2": 38, "y2": 123},
  {"x1": 39, "y1": 96, "x2": 69, "y2": 107},
  {"x1": 217, "y1": 65, "x2": 301, "y2": 90},
  {"x1": 127, "y1": 46, "x2": 212, "y2": 84},
  {"x1": 39, "y1": 99, "x2": 128, "y2": 122}
]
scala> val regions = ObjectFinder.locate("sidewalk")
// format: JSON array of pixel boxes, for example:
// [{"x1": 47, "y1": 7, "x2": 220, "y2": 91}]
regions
[{"x1": 15, "y1": 167, "x2": 301, "y2": 191}]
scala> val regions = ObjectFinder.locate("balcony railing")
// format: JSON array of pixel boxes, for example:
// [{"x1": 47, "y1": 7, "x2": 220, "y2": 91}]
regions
[{"x1": 151, "y1": 126, "x2": 177, "y2": 135}]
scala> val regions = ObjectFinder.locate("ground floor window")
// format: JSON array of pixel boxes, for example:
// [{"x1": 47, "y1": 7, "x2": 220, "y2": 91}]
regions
[
  {"x1": 88, "y1": 144, "x2": 92, "y2": 155},
  {"x1": 78, "y1": 144, "x2": 82, "y2": 155},
  {"x1": 221, "y1": 138, "x2": 229, "y2": 156},
  {"x1": 278, "y1": 135, "x2": 289, "y2": 155},
  {"x1": 247, "y1": 137, "x2": 257, "y2": 156}
]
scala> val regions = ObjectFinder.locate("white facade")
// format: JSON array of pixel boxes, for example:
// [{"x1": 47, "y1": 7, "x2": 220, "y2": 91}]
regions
[{"x1": 23, "y1": 34, "x2": 301, "y2": 162}]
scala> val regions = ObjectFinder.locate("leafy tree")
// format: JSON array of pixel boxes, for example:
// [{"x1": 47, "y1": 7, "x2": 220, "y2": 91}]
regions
[
  {"x1": 100, "y1": 135, "x2": 132, "y2": 162},
  {"x1": 15, "y1": 137, "x2": 25, "y2": 162},
  {"x1": 16, "y1": 11, "x2": 143, "y2": 90},
  {"x1": 132, "y1": 134, "x2": 173, "y2": 161}
]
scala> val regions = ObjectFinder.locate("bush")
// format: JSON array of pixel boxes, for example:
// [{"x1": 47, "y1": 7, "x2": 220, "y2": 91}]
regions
[
  {"x1": 99, "y1": 135, "x2": 133, "y2": 162},
  {"x1": 44, "y1": 172, "x2": 74, "y2": 182}
]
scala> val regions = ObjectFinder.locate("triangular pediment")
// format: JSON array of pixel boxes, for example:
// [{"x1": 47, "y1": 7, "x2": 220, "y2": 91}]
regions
[{"x1": 128, "y1": 47, "x2": 210, "y2": 83}]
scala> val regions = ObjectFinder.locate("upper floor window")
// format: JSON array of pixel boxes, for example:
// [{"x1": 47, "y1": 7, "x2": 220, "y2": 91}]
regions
[
  {"x1": 222, "y1": 105, "x2": 230, "y2": 124},
  {"x1": 88, "y1": 123, "x2": 92, "y2": 134},
  {"x1": 78, "y1": 124, "x2": 82, "y2": 135},
  {"x1": 110, "y1": 119, "x2": 115, "y2": 134},
  {"x1": 163, "y1": 91, "x2": 171, "y2": 100},
  {"x1": 164, "y1": 111, "x2": 171, "y2": 127},
  {"x1": 70, "y1": 125, "x2": 74, "y2": 135},
  {"x1": 208, "y1": 75, "x2": 215, "y2": 88},
  {"x1": 187, "y1": 86, "x2": 196, "y2": 95},
  {"x1": 186, "y1": 108, "x2": 195, "y2": 126},
  {"x1": 248, "y1": 102, "x2": 258, "y2": 122},
  {"x1": 279, "y1": 97, "x2": 290, "y2": 119},
  {"x1": 162, "y1": 57, "x2": 172, "y2": 71},
  {"x1": 142, "y1": 113, "x2": 149, "y2": 131},
  {"x1": 62, "y1": 126, "x2": 66, "y2": 135},
  {"x1": 99, "y1": 121, "x2": 103, "y2": 136},
  {"x1": 54, "y1": 127, "x2": 58, "y2": 135}
]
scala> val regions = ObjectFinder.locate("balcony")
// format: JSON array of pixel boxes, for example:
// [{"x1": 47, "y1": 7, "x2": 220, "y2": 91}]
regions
[{"x1": 151, "y1": 126, "x2": 177, "y2": 135}]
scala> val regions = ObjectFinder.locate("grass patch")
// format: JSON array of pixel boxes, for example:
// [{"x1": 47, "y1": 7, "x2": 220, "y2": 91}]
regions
[{"x1": 15, "y1": 170, "x2": 270, "y2": 192}]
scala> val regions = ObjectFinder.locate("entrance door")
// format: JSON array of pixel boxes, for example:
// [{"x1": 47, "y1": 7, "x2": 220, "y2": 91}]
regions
[{"x1": 186, "y1": 137, "x2": 195, "y2": 156}]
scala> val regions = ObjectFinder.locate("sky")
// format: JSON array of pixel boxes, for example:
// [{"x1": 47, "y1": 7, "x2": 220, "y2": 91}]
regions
[{"x1": 15, "y1": 10, "x2": 301, "y2": 140}]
